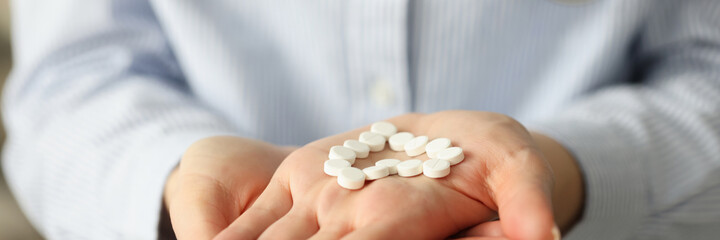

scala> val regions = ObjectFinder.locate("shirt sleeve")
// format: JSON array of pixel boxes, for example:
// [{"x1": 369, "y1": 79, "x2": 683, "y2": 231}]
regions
[
  {"x1": 2, "y1": 0, "x2": 239, "y2": 239},
  {"x1": 530, "y1": 1, "x2": 720, "y2": 239}
]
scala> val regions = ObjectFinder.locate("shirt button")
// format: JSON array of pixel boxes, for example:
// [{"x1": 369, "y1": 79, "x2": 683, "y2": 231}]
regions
[{"x1": 370, "y1": 77, "x2": 395, "y2": 107}]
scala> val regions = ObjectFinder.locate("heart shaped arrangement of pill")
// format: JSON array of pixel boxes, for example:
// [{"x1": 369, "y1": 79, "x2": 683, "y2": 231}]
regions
[{"x1": 324, "y1": 122, "x2": 465, "y2": 190}]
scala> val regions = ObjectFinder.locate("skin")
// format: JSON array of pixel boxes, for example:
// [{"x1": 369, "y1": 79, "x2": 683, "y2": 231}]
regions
[
  {"x1": 163, "y1": 136, "x2": 295, "y2": 239},
  {"x1": 206, "y1": 111, "x2": 584, "y2": 240},
  {"x1": 455, "y1": 132, "x2": 584, "y2": 239}
]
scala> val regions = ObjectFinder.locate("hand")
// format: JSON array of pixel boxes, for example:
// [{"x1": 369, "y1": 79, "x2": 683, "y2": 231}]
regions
[
  {"x1": 162, "y1": 136, "x2": 295, "y2": 240},
  {"x1": 216, "y1": 111, "x2": 582, "y2": 239},
  {"x1": 454, "y1": 133, "x2": 584, "y2": 239}
]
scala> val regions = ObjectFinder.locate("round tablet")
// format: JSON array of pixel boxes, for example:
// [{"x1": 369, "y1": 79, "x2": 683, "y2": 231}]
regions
[
  {"x1": 337, "y1": 167, "x2": 366, "y2": 190},
  {"x1": 425, "y1": 138, "x2": 451, "y2": 158},
  {"x1": 370, "y1": 121, "x2": 398, "y2": 137},
  {"x1": 324, "y1": 159, "x2": 351, "y2": 176},
  {"x1": 404, "y1": 136, "x2": 428, "y2": 157},
  {"x1": 436, "y1": 147, "x2": 465, "y2": 165},
  {"x1": 343, "y1": 139, "x2": 370, "y2": 158},
  {"x1": 359, "y1": 131, "x2": 386, "y2": 152},
  {"x1": 388, "y1": 132, "x2": 414, "y2": 151},
  {"x1": 396, "y1": 159, "x2": 423, "y2": 177},
  {"x1": 375, "y1": 159, "x2": 402, "y2": 175},
  {"x1": 423, "y1": 159, "x2": 451, "y2": 178},
  {"x1": 363, "y1": 165, "x2": 390, "y2": 180},
  {"x1": 329, "y1": 146, "x2": 357, "y2": 164}
]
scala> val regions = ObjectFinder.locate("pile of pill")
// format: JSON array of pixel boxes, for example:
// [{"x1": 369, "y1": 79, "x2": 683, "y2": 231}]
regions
[{"x1": 324, "y1": 121, "x2": 465, "y2": 190}]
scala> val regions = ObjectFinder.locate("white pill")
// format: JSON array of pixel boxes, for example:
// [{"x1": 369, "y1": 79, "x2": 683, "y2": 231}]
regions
[
  {"x1": 363, "y1": 165, "x2": 390, "y2": 180},
  {"x1": 370, "y1": 121, "x2": 398, "y2": 138},
  {"x1": 375, "y1": 159, "x2": 402, "y2": 175},
  {"x1": 425, "y1": 138, "x2": 452, "y2": 158},
  {"x1": 437, "y1": 147, "x2": 465, "y2": 165},
  {"x1": 328, "y1": 146, "x2": 356, "y2": 164},
  {"x1": 359, "y1": 131, "x2": 386, "y2": 152},
  {"x1": 388, "y1": 132, "x2": 414, "y2": 151},
  {"x1": 337, "y1": 167, "x2": 366, "y2": 190},
  {"x1": 324, "y1": 159, "x2": 351, "y2": 176},
  {"x1": 423, "y1": 159, "x2": 451, "y2": 178},
  {"x1": 343, "y1": 139, "x2": 370, "y2": 158},
  {"x1": 404, "y1": 136, "x2": 429, "y2": 157},
  {"x1": 396, "y1": 159, "x2": 423, "y2": 177}
]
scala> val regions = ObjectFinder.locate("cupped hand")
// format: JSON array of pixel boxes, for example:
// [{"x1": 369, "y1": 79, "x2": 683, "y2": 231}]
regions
[
  {"x1": 163, "y1": 136, "x2": 295, "y2": 240},
  {"x1": 216, "y1": 111, "x2": 565, "y2": 240}
]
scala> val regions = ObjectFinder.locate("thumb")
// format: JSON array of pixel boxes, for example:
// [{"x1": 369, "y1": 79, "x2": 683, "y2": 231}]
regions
[{"x1": 493, "y1": 149, "x2": 559, "y2": 240}]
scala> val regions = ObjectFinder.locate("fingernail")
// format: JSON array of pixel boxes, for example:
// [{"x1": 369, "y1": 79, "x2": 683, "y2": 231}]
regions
[{"x1": 552, "y1": 224, "x2": 561, "y2": 240}]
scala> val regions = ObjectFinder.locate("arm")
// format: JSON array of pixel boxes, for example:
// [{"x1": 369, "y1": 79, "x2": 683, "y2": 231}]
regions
[
  {"x1": 3, "y1": 0, "x2": 238, "y2": 238},
  {"x1": 531, "y1": 0, "x2": 720, "y2": 238}
]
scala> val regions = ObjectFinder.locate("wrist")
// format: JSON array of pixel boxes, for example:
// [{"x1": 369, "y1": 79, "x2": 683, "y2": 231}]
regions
[{"x1": 531, "y1": 131, "x2": 585, "y2": 233}]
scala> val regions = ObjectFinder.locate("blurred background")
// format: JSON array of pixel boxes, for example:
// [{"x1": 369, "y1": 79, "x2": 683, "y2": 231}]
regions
[{"x1": 0, "y1": 0, "x2": 44, "y2": 239}]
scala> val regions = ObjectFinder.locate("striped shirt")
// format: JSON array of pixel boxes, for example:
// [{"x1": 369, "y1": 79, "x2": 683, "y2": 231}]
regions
[{"x1": 3, "y1": 0, "x2": 720, "y2": 239}]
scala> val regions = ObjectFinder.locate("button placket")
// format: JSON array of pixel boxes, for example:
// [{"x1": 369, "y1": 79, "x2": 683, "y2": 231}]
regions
[{"x1": 345, "y1": 0, "x2": 410, "y2": 126}]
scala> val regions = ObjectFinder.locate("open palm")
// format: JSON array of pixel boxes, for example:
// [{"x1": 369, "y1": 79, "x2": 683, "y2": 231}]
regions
[{"x1": 216, "y1": 111, "x2": 558, "y2": 240}]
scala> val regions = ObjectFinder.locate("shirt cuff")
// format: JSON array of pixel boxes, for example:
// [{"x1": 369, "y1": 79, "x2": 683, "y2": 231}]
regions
[
  {"x1": 530, "y1": 119, "x2": 647, "y2": 240},
  {"x1": 121, "y1": 129, "x2": 238, "y2": 239}
]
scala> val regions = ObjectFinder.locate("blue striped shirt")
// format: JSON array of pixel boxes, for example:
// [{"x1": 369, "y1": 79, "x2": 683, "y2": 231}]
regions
[{"x1": 3, "y1": 0, "x2": 720, "y2": 239}]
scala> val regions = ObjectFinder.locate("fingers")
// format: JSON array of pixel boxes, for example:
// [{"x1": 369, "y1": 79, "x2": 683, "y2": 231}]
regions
[
  {"x1": 213, "y1": 181, "x2": 292, "y2": 240},
  {"x1": 342, "y1": 218, "x2": 456, "y2": 240},
  {"x1": 455, "y1": 221, "x2": 505, "y2": 238},
  {"x1": 167, "y1": 174, "x2": 237, "y2": 240},
  {"x1": 307, "y1": 224, "x2": 351, "y2": 240},
  {"x1": 344, "y1": 221, "x2": 505, "y2": 240},
  {"x1": 494, "y1": 149, "x2": 557, "y2": 240},
  {"x1": 258, "y1": 207, "x2": 318, "y2": 240},
  {"x1": 341, "y1": 222, "x2": 399, "y2": 240},
  {"x1": 453, "y1": 237, "x2": 507, "y2": 240}
]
